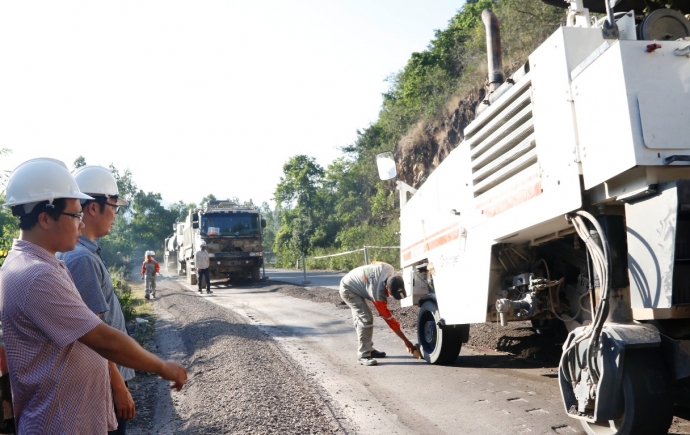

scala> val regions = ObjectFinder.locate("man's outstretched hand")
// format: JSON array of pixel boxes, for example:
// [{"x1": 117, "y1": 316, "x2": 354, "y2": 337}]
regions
[{"x1": 160, "y1": 361, "x2": 187, "y2": 391}]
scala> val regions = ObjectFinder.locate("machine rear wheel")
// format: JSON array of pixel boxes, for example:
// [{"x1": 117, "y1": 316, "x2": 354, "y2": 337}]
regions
[
  {"x1": 417, "y1": 300, "x2": 466, "y2": 365},
  {"x1": 581, "y1": 350, "x2": 672, "y2": 435}
]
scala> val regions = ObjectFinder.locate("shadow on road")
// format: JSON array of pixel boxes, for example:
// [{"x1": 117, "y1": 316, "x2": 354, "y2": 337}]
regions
[{"x1": 451, "y1": 353, "x2": 558, "y2": 370}]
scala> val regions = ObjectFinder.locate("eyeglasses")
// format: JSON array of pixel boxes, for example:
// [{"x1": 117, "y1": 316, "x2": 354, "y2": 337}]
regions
[
  {"x1": 60, "y1": 212, "x2": 84, "y2": 221},
  {"x1": 104, "y1": 202, "x2": 121, "y2": 214}
]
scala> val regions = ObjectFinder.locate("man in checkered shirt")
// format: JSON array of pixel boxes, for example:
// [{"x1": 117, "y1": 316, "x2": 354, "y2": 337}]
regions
[{"x1": 0, "y1": 158, "x2": 187, "y2": 434}]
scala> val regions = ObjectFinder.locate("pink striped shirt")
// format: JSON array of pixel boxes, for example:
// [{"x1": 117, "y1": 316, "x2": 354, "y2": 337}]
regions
[{"x1": 0, "y1": 240, "x2": 116, "y2": 434}]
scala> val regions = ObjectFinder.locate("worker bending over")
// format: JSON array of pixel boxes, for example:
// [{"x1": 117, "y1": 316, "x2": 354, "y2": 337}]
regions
[{"x1": 339, "y1": 262, "x2": 415, "y2": 366}]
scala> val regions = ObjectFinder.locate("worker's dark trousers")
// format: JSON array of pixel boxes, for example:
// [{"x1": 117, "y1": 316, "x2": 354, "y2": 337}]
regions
[{"x1": 198, "y1": 268, "x2": 211, "y2": 291}]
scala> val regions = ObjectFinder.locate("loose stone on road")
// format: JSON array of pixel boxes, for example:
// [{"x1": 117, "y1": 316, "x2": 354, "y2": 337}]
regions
[
  {"x1": 126, "y1": 272, "x2": 690, "y2": 434},
  {"x1": 128, "y1": 276, "x2": 352, "y2": 434}
]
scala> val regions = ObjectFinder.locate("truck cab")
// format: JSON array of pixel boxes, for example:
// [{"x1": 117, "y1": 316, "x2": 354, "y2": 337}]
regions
[{"x1": 178, "y1": 200, "x2": 266, "y2": 285}]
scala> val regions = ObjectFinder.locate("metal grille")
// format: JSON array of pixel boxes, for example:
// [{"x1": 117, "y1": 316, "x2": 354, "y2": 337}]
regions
[{"x1": 462, "y1": 75, "x2": 536, "y2": 200}]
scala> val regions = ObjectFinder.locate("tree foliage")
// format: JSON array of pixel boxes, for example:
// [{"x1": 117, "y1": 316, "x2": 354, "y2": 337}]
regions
[{"x1": 268, "y1": 0, "x2": 564, "y2": 270}]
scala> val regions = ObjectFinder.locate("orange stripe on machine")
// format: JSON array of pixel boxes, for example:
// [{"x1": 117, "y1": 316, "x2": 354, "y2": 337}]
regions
[
  {"x1": 475, "y1": 173, "x2": 542, "y2": 218},
  {"x1": 402, "y1": 228, "x2": 460, "y2": 261},
  {"x1": 401, "y1": 222, "x2": 461, "y2": 255}
]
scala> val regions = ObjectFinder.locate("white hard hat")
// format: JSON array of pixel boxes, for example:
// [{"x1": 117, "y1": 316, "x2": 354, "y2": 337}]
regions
[
  {"x1": 4, "y1": 158, "x2": 93, "y2": 214},
  {"x1": 199, "y1": 241, "x2": 207, "y2": 246},
  {"x1": 149, "y1": 251, "x2": 155, "y2": 256},
  {"x1": 145, "y1": 250, "x2": 151, "y2": 256},
  {"x1": 73, "y1": 165, "x2": 128, "y2": 206}
]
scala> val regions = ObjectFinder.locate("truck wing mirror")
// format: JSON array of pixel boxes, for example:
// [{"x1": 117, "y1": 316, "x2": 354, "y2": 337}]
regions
[
  {"x1": 376, "y1": 151, "x2": 397, "y2": 181},
  {"x1": 192, "y1": 222, "x2": 199, "y2": 229},
  {"x1": 261, "y1": 218, "x2": 266, "y2": 228}
]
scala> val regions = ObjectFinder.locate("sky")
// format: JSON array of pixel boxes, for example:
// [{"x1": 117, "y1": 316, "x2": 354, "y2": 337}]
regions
[{"x1": 0, "y1": 1, "x2": 461, "y2": 207}]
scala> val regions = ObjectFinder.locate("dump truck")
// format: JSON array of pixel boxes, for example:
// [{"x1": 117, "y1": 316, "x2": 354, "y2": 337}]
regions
[
  {"x1": 176, "y1": 200, "x2": 266, "y2": 285},
  {"x1": 377, "y1": 1, "x2": 690, "y2": 433},
  {"x1": 163, "y1": 223, "x2": 185, "y2": 274}
]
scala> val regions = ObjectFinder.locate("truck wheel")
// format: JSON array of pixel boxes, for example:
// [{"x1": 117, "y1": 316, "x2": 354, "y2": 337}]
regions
[
  {"x1": 580, "y1": 350, "x2": 672, "y2": 435},
  {"x1": 186, "y1": 266, "x2": 197, "y2": 286},
  {"x1": 251, "y1": 266, "x2": 261, "y2": 282},
  {"x1": 417, "y1": 300, "x2": 465, "y2": 365}
]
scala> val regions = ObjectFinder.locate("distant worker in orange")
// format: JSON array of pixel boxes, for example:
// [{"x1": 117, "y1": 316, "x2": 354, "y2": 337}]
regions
[
  {"x1": 141, "y1": 251, "x2": 160, "y2": 300},
  {"x1": 339, "y1": 262, "x2": 416, "y2": 366}
]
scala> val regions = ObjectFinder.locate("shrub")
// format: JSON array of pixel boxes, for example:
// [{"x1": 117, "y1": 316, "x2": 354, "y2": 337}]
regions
[{"x1": 109, "y1": 266, "x2": 136, "y2": 320}]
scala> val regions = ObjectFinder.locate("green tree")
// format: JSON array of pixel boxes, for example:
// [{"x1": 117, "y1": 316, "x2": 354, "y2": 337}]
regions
[
  {"x1": 259, "y1": 201, "x2": 278, "y2": 253},
  {"x1": 73, "y1": 156, "x2": 87, "y2": 169},
  {"x1": 273, "y1": 155, "x2": 326, "y2": 264},
  {"x1": 109, "y1": 165, "x2": 138, "y2": 206},
  {"x1": 0, "y1": 192, "x2": 18, "y2": 266},
  {"x1": 200, "y1": 194, "x2": 217, "y2": 204}
]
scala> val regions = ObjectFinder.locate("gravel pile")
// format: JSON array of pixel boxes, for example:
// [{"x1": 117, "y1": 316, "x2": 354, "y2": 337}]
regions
[{"x1": 128, "y1": 278, "x2": 352, "y2": 435}]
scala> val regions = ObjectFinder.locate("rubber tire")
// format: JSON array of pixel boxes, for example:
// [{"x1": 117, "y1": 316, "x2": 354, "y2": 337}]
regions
[
  {"x1": 186, "y1": 265, "x2": 197, "y2": 286},
  {"x1": 580, "y1": 350, "x2": 673, "y2": 435},
  {"x1": 251, "y1": 266, "x2": 261, "y2": 282},
  {"x1": 417, "y1": 300, "x2": 464, "y2": 365}
]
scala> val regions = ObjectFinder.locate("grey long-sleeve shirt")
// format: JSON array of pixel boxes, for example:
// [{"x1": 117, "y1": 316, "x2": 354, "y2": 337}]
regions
[
  {"x1": 339, "y1": 263, "x2": 395, "y2": 302},
  {"x1": 195, "y1": 249, "x2": 210, "y2": 270}
]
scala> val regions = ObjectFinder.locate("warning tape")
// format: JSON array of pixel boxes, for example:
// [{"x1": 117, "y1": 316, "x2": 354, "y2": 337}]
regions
[
  {"x1": 305, "y1": 245, "x2": 400, "y2": 260},
  {"x1": 306, "y1": 248, "x2": 364, "y2": 260}
]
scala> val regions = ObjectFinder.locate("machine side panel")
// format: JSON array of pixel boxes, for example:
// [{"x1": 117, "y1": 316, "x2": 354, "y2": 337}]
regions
[
  {"x1": 400, "y1": 147, "x2": 471, "y2": 268},
  {"x1": 574, "y1": 40, "x2": 690, "y2": 189},
  {"x1": 428, "y1": 231, "x2": 493, "y2": 325},
  {"x1": 626, "y1": 186, "x2": 678, "y2": 309}
]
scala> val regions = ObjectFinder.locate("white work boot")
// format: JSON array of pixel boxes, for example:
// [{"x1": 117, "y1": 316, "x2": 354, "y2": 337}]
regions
[{"x1": 358, "y1": 357, "x2": 377, "y2": 366}]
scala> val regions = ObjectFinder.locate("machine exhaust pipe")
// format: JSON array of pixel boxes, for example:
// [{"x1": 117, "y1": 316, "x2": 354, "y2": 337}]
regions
[{"x1": 482, "y1": 10, "x2": 504, "y2": 93}]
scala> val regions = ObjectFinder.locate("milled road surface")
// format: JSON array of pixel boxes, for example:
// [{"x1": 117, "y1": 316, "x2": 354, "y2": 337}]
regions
[{"x1": 127, "y1": 273, "x2": 690, "y2": 434}]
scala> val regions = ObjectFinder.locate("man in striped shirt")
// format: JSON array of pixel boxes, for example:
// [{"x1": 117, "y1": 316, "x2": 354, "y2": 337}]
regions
[
  {"x1": 0, "y1": 158, "x2": 187, "y2": 434},
  {"x1": 57, "y1": 165, "x2": 135, "y2": 435},
  {"x1": 339, "y1": 262, "x2": 416, "y2": 366}
]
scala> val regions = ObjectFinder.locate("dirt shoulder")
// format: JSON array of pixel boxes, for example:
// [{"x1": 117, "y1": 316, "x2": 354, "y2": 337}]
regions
[{"x1": 126, "y1": 276, "x2": 353, "y2": 434}]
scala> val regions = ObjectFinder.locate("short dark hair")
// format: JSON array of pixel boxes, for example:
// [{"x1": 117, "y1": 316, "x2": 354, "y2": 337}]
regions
[
  {"x1": 13, "y1": 199, "x2": 68, "y2": 230},
  {"x1": 82, "y1": 195, "x2": 107, "y2": 214}
]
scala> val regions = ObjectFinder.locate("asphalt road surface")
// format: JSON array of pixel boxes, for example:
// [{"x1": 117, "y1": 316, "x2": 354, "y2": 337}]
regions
[
  {"x1": 132, "y1": 271, "x2": 690, "y2": 434},
  {"x1": 262, "y1": 267, "x2": 345, "y2": 289}
]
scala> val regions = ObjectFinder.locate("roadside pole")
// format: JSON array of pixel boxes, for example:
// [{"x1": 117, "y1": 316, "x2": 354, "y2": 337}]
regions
[{"x1": 301, "y1": 252, "x2": 311, "y2": 284}]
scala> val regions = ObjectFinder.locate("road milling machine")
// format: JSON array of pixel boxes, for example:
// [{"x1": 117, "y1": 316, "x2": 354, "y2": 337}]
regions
[{"x1": 377, "y1": 0, "x2": 690, "y2": 433}]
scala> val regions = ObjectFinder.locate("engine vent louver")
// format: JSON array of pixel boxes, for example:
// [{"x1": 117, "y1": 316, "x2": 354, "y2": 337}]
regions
[{"x1": 463, "y1": 76, "x2": 537, "y2": 203}]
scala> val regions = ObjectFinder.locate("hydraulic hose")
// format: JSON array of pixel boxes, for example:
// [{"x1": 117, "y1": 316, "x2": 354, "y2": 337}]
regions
[{"x1": 563, "y1": 211, "x2": 611, "y2": 385}]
